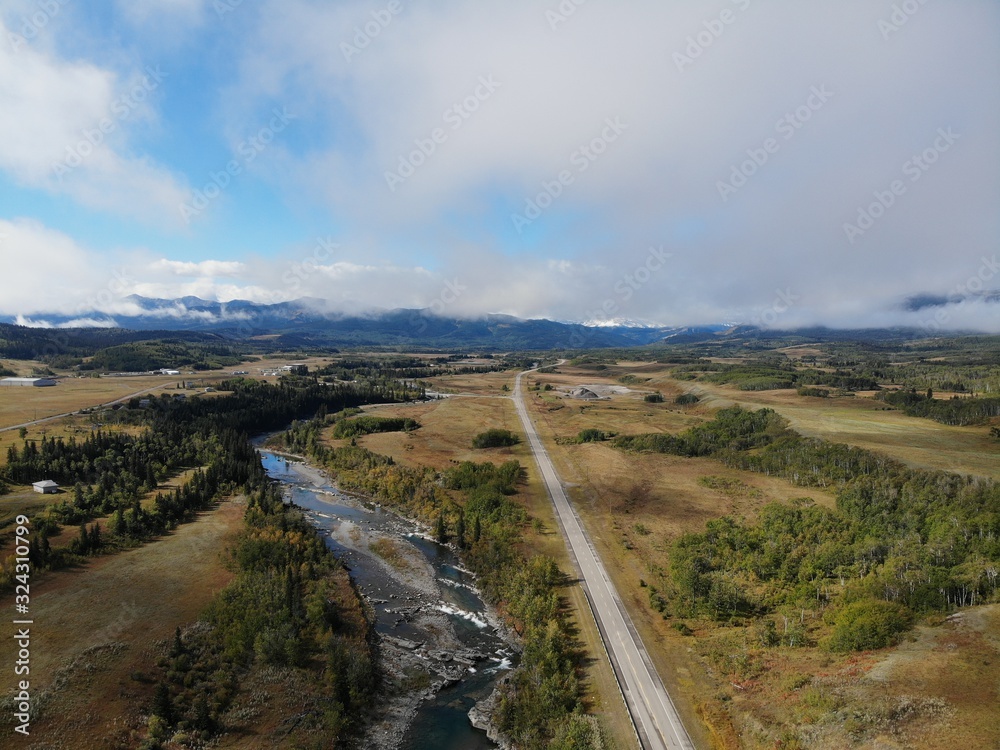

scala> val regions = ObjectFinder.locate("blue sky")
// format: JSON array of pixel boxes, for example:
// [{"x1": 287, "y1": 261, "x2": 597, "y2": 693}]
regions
[{"x1": 1, "y1": 0, "x2": 999, "y2": 331}]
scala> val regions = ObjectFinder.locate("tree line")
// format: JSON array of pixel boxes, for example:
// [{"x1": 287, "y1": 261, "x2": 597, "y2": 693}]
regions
[
  {"x1": 142, "y1": 482, "x2": 376, "y2": 748},
  {"x1": 0, "y1": 376, "x2": 418, "y2": 588},
  {"x1": 877, "y1": 388, "x2": 1000, "y2": 425},
  {"x1": 275, "y1": 420, "x2": 606, "y2": 748},
  {"x1": 617, "y1": 406, "x2": 1000, "y2": 650}
]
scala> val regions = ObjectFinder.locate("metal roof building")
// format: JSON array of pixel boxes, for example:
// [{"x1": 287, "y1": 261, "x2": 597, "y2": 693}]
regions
[{"x1": 0, "y1": 377, "x2": 57, "y2": 387}]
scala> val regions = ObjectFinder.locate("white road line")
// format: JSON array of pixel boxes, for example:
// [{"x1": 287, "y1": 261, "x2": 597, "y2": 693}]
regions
[{"x1": 514, "y1": 368, "x2": 695, "y2": 750}]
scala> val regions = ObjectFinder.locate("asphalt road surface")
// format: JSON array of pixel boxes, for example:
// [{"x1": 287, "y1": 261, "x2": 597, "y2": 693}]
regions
[{"x1": 513, "y1": 368, "x2": 695, "y2": 750}]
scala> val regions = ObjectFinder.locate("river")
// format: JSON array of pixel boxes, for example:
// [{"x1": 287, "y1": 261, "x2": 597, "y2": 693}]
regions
[{"x1": 260, "y1": 451, "x2": 512, "y2": 749}]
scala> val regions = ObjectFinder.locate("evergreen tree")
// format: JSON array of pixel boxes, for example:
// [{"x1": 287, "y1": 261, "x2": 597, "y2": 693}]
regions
[
  {"x1": 76, "y1": 523, "x2": 89, "y2": 554},
  {"x1": 88, "y1": 522, "x2": 101, "y2": 552},
  {"x1": 170, "y1": 626, "x2": 184, "y2": 658},
  {"x1": 152, "y1": 682, "x2": 173, "y2": 724}
]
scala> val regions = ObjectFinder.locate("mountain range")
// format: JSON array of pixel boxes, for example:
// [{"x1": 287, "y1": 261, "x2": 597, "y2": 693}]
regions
[
  {"x1": 5, "y1": 295, "x2": 986, "y2": 352},
  {"x1": 6, "y1": 295, "x2": 735, "y2": 350}
]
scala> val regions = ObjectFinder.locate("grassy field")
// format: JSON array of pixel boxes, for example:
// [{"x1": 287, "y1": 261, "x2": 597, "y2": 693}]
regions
[
  {"x1": 0, "y1": 353, "x2": 342, "y2": 435},
  {"x1": 0, "y1": 376, "x2": 176, "y2": 430},
  {"x1": 507, "y1": 360, "x2": 1000, "y2": 750},
  {"x1": 684, "y1": 381, "x2": 1000, "y2": 479},
  {"x1": 0, "y1": 498, "x2": 245, "y2": 748},
  {"x1": 0, "y1": 488, "x2": 50, "y2": 534},
  {"x1": 353, "y1": 389, "x2": 641, "y2": 750},
  {"x1": 1, "y1": 350, "x2": 995, "y2": 748}
]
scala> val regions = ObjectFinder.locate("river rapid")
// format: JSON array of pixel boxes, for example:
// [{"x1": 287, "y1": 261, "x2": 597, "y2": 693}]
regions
[{"x1": 260, "y1": 451, "x2": 514, "y2": 749}]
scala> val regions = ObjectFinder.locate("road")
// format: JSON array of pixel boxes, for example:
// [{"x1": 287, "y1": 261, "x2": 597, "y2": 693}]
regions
[
  {"x1": 0, "y1": 383, "x2": 168, "y2": 433},
  {"x1": 513, "y1": 368, "x2": 695, "y2": 750}
]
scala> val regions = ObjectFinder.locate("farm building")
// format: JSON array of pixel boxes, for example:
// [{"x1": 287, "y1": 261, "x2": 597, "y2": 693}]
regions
[
  {"x1": 0, "y1": 377, "x2": 57, "y2": 387},
  {"x1": 32, "y1": 480, "x2": 59, "y2": 494}
]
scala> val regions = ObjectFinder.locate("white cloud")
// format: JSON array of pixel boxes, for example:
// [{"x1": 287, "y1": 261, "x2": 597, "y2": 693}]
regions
[
  {"x1": 214, "y1": 0, "x2": 999, "y2": 328},
  {"x1": 2, "y1": 216, "x2": 998, "y2": 333},
  {"x1": 0, "y1": 19, "x2": 189, "y2": 225},
  {"x1": 152, "y1": 259, "x2": 247, "y2": 277},
  {"x1": 2, "y1": 2, "x2": 998, "y2": 332},
  {"x1": 0, "y1": 218, "x2": 119, "y2": 316},
  {"x1": 116, "y1": 0, "x2": 207, "y2": 28}
]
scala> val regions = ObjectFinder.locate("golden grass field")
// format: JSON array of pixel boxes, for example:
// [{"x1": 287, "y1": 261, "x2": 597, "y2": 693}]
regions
[
  {"x1": 683, "y1": 382, "x2": 1000, "y2": 480},
  {"x1": 0, "y1": 498, "x2": 244, "y2": 747},
  {"x1": 1, "y1": 351, "x2": 995, "y2": 749},
  {"x1": 0, "y1": 352, "x2": 342, "y2": 435},
  {"x1": 497, "y1": 360, "x2": 1000, "y2": 750},
  {"x1": 0, "y1": 375, "x2": 173, "y2": 429}
]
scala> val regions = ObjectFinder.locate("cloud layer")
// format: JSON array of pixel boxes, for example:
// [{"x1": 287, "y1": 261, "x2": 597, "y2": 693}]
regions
[{"x1": 0, "y1": 1, "x2": 998, "y2": 331}]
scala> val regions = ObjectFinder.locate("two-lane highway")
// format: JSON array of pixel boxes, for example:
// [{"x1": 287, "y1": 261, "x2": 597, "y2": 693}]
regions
[{"x1": 513, "y1": 368, "x2": 695, "y2": 750}]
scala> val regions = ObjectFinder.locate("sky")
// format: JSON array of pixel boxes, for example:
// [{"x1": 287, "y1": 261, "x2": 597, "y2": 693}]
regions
[{"x1": 1, "y1": 0, "x2": 998, "y2": 331}]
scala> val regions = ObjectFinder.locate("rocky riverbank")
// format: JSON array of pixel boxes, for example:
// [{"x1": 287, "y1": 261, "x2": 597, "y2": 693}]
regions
[{"x1": 261, "y1": 453, "x2": 518, "y2": 750}]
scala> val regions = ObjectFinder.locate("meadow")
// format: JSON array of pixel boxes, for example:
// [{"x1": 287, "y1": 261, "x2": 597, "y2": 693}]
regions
[{"x1": 494, "y1": 357, "x2": 1000, "y2": 750}]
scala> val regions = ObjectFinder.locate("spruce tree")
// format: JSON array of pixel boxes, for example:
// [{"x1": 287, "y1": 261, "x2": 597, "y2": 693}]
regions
[{"x1": 455, "y1": 511, "x2": 466, "y2": 549}]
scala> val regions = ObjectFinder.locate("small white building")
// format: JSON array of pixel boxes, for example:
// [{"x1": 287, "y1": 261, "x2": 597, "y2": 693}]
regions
[
  {"x1": 156, "y1": 369, "x2": 181, "y2": 376},
  {"x1": 32, "y1": 480, "x2": 59, "y2": 494},
  {"x1": 1, "y1": 377, "x2": 57, "y2": 387}
]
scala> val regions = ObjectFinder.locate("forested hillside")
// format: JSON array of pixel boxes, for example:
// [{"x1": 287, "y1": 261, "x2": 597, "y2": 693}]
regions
[
  {"x1": 0, "y1": 373, "x2": 422, "y2": 745},
  {"x1": 277, "y1": 414, "x2": 604, "y2": 749}
]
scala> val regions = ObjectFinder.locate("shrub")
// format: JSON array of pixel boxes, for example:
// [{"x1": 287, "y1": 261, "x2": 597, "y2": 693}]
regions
[
  {"x1": 331, "y1": 416, "x2": 419, "y2": 438},
  {"x1": 827, "y1": 599, "x2": 912, "y2": 652},
  {"x1": 576, "y1": 428, "x2": 608, "y2": 443},
  {"x1": 644, "y1": 392, "x2": 665, "y2": 403},
  {"x1": 738, "y1": 377, "x2": 795, "y2": 391},
  {"x1": 674, "y1": 393, "x2": 699, "y2": 405},
  {"x1": 472, "y1": 429, "x2": 520, "y2": 449},
  {"x1": 797, "y1": 387, "x2": 830, "y2": 398}
]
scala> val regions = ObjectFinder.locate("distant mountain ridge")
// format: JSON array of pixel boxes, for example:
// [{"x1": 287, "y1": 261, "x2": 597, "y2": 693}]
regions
[
  {"x1": 5, "y1": 295, "x2": 710, "y2": 349},
  {"x1": 5, "y1": 296, "x2": 984, "y2": 352}
]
